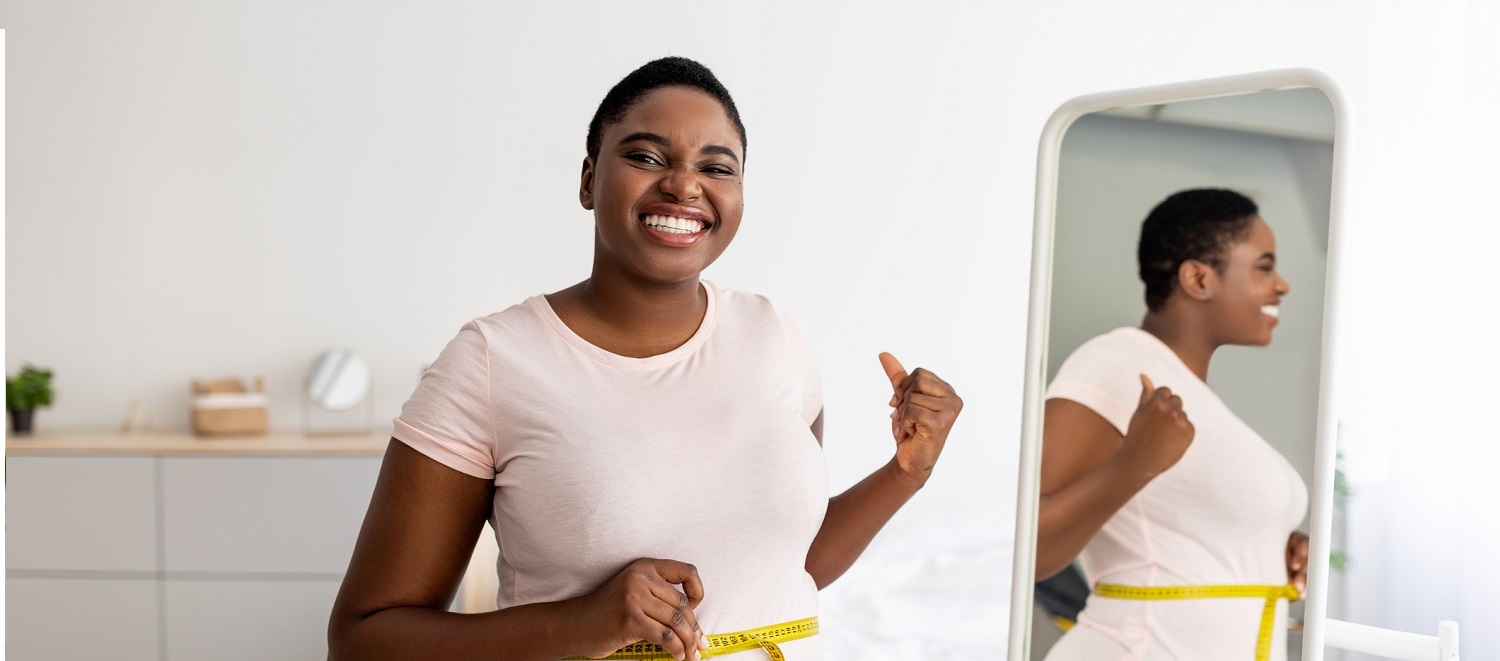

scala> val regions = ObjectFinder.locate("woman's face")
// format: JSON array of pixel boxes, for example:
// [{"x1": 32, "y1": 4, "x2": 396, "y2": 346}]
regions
[
  {"x1": 1207, "y1": 216, "x2": 1292, "y2": 346},
  {"x1": 580, "y1": 85, "x2": 744, "y2": 286}
]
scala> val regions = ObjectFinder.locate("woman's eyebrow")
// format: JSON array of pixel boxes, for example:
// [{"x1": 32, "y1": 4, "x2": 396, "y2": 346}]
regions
[
  {"x1": 620, "y1": 132, "x2": 740, "y2": 165},
  {"x1": 701, "y1": 144, "x2": 741, "y2": 164},
  {"x1": 621, "y1": 131, "x2": 670, "y2": 147}
]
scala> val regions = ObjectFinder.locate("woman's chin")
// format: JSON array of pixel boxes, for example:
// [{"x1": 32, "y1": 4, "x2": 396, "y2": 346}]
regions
[{"x1": 1230, "y1": 328, "x2": 1275, "y2": 347}]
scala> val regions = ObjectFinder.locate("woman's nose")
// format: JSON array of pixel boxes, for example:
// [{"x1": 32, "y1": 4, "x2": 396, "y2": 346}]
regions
[
  {"x1": 658, "y1": 166, "x2": 702, "y2": 201},
  {"x1": 1277, "y1": 274, "x2": 1291, "y2": 295}
]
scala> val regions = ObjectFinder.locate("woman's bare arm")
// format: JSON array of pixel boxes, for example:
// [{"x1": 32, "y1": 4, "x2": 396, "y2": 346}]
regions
[
  {"x1": 803, "y1": 354, "x2": 963, "y2": 589},
  {"x1": 328, "y1": 440, "x2": 710, "y2": 661},
  {"x1": 1034, "y1": 377, "x2": 1194, "y2": 580}
]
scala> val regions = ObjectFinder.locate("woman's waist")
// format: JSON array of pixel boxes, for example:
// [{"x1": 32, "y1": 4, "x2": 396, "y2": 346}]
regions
[
  {"x1": 1077, "y1": 593, "x2": 1286, "y2": 637},
  {"x1": 500, "y1": 565, "x2": 820, "y2": 632},
  {"x1": 1082, "y1": 561, "x2": 1290, "y2": 586},
  {"x1": 566, "y1": 615, "x2": 825, "y2": 661},
  {"x1": 1076, "y1": 583, "x2": 1292, "y2": 661}
]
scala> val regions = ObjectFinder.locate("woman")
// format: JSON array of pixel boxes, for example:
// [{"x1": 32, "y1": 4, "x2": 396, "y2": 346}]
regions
[
  {"x1": 1037, "y1": 189, "x2": 1309, "y2": 660},
  {"x1": 327, "y1": 57, "x2": 963, "y2": 661}
]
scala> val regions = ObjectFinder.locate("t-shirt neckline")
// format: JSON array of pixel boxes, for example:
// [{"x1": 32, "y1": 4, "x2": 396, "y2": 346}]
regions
[
  {"x1": 532, "y1": 280, "x2": 719, "y2": 369},
  {"x1": 1118, "y1": 326, "x2": 1209, "y2": 385}
]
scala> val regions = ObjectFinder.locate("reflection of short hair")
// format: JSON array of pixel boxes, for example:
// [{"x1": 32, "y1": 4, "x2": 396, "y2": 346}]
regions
[
  {"x1": 585, "y1": 57, "x2": 747, "y2": 162},
  {"x1": 1137, "y1": 188, "x2": 1259, "y2": 311}
]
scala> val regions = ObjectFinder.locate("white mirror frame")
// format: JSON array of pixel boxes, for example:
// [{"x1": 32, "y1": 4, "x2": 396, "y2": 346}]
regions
[{"x1": 1008, "y1": 69, "x2": 1348, "y2": 661}]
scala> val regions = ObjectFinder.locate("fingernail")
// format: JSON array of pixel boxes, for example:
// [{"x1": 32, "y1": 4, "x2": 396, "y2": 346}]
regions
[{"x1": 699, "y1": 633, "x2": 710, "y2": 649}]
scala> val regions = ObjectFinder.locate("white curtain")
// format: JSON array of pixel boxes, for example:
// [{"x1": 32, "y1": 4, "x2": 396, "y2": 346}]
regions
[{"x1": 1335, "y1": 3, "x2": 1500, "y2": 657}]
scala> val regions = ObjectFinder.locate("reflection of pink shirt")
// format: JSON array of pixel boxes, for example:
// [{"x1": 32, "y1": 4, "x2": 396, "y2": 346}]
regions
[
  {"x1": 1045, "y1": 327, "x2": 1308, "y2": 660},
  {"x1": 393, "y1": 281, "x2": 828, "y2": 659}
]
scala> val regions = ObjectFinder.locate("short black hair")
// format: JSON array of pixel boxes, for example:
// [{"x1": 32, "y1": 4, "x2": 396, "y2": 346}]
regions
[
  {"x1": 585, "y1": 56, "x2": 747, "y2": 162},
  {"x1": 1137, "y1": 188, "x2": 1260, "y2": 311}
]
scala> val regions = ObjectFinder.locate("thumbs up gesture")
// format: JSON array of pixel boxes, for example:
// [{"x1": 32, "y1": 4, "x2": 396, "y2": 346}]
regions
[
  {"x1": 1118, "y1": 374, "x2": 1196, "y2": 483},
  {"x1": 881, "y1": 352, "x2": 963, "y2": 486}
]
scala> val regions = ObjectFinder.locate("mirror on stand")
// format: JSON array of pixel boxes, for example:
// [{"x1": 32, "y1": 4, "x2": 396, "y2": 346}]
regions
[
  {"x1": 1009, "y1": 70, "x2": 1347, "y2": 661},
  {"x1": 303, "y1": 347, "x2": 374, "y2": 436}
]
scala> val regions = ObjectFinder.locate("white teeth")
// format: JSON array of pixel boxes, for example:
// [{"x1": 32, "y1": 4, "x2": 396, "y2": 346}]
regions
[
  {"x1": 642, "y1": 214, "x2": 706, "y2": 234},
  {"x1": 1261, "y1": 305, "x2": 1280, "y2": 319}
]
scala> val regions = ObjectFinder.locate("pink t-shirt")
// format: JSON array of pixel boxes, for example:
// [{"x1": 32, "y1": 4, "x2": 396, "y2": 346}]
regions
[
  {"x1": 1044, "y1": 327, "x2": 1308, "y2": 661},
  {"x1": 393, "y1": 281, "x2": 828, "y2": 659}
]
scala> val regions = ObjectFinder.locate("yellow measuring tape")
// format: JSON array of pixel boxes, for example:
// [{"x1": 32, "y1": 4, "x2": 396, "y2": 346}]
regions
[
  {"x1": 1094, "y1": 583, "x2": 1300, "y2": 661},
  {"x1": 564, "y1": 617, "x2": 818, "y2": 660}
]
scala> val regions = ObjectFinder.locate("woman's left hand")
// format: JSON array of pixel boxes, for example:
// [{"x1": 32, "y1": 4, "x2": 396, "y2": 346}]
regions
[
  {"x1": 881, "y1": 352, "x2": 962, "y2": 487},
  {"x1": 1286, "y1": 530, "x2": 1310, "y2": 599}
]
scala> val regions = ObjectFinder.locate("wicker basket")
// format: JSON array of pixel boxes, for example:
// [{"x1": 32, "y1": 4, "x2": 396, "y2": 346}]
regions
[{"x1": 191, "y1": 377, "x2": 269, "y2": 437}]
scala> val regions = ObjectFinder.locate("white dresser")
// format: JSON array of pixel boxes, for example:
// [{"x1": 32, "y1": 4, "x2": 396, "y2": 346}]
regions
[{"x1": 6, "y1": 432, "x2": 388, "y2": 661}]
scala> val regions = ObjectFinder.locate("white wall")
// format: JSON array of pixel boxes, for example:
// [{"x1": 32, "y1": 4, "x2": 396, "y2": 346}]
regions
[
  {"x1": 1049, "y1": 110, "x2": 1333, "y2": 495},
  {"x1": 7, "y1": 1, "x2": 1499, "y2": 657}
]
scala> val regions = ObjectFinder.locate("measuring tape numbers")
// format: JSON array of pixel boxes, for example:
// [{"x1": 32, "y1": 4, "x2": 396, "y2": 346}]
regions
[{"x1": 565, "y1": 616, "x2": 818, "y2": 660}]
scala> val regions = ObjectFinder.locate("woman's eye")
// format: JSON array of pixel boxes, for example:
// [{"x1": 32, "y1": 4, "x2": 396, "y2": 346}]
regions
[{"x1": 626, "y1": 153, "x2": 663, "y2": 166}]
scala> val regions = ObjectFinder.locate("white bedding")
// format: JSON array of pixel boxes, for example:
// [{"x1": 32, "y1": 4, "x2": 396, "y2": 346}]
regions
[{"x1": 819, "y1": 539, "x2": 1012, "y2": 660}]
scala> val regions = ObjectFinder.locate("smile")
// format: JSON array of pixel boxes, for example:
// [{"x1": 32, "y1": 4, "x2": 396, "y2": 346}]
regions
[
  {"x1": 641, "y1": 214, "x2": 707, "y2": 235},
  {"x1": 1261, "y1": 304, "x2": 1280, "y2": 319}
]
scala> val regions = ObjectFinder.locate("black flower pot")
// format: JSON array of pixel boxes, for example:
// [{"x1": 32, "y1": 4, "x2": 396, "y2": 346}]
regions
[{"x1": 9, "y1": 409, "x2": 35, "y2": 435}]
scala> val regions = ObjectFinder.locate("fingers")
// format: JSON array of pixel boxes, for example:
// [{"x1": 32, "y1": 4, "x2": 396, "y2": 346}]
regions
[
  {"x1": 888, "y1": 364, "x2": 958, "y2": 406},
  {"x1": 638, "y1": 586, "x2": 703, "y2": 660},
  {"x1": 1285, "y1": 531, "x2": 1309, "y2": 599},
  {"x1": 879, "y1": 352, "x2": 908, "y2": 391},
  {"x1": 626, "y1": 559, "x2": 707, "y2": 659},
  {"x1": 1135, "y1": 377, "x2": 1184, "y2": 417},
  {"x1": 1287, "y1": 531, "x2": 1309, "y2": 566},
  {"x1": 888, "y1": 373, "x2": 962, "y2": 428},
  {"x1": 650, "y1": 559, "x2": 705, "y2": 608},
  {"x1": 892, "y1": 403, "x2": 954, "y2": 436},
  {"x1": 899, "y1": 392, "x2": 947, "y2": 414}
]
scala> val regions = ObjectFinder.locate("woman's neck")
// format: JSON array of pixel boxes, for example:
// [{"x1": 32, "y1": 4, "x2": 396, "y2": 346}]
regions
[
  {"x1": 547, "y1": 272, "x2": 707, "y2": 359},
  {"x1": 1140, "y1": 309, "x2": 1217, "y2": 382}
]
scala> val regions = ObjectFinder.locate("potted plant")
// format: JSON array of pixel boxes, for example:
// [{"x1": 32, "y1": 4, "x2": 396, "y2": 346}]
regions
[{"x1": 7, "y1": 364, "x2": 55, "y2": 434}]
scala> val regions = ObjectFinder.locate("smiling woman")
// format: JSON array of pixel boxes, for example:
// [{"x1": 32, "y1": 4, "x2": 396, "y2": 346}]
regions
[
  {"x1": 1037, "y1": 189, "x2": 1308, "y2": 660},
  {"x1": 325, "y1": 57, "x2": 964, "y2": 661}
]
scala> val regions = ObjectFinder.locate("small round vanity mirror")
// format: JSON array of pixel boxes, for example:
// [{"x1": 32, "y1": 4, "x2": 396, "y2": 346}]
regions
[{"x1": 306, "y1": 348, "x2": 371, "y2": 411}]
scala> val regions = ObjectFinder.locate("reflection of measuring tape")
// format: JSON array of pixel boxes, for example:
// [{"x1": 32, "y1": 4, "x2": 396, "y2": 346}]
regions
[
  {"x1": 1094, "y1": 583, "x2": 1300, "y2": 661},
  {"x1": 564, "y1": 617, "x2": 818, "y2": 660}
]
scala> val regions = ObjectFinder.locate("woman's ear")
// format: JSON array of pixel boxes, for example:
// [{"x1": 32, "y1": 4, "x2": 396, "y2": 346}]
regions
[
  {"x1": 579, "y1": 157, "x2": 596, "y2": 210},
  {"x1": 1177, "y1": 259, "x2": 1217, "y2": 302}
]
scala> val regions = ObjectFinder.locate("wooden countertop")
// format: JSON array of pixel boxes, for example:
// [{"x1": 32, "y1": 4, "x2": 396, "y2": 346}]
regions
[{"x1": 5, "y1": 430, "x2": 392, "y2": 457}]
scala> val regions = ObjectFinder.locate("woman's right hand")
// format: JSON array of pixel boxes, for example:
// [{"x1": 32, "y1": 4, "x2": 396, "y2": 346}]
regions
[
  {"x1": 1117, "y1": 374, "x2": 1196, "y2": 482},
  {"x1": 571, "y1": 558, "x2": 709, "y2": 661}
]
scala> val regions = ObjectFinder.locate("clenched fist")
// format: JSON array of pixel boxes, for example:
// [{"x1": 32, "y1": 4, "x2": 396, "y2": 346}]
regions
[
  {"x1": 1117, "y1": 374, "x2": 1195, "y2": 483},
  {"x1": 881, "y1": 352, "x2": 963, "y2": 485},
  {"x1": 571, "y1": 558, "x2": 709, "y2": 661}
]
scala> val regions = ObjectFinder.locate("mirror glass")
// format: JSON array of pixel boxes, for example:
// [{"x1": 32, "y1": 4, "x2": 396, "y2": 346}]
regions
[
  {"x1": 1013, "y1": 76, "x2": 1340, "y2": 661},
  {"x1": 306, "y1": 348, "x2": 372, "y2": 411}
]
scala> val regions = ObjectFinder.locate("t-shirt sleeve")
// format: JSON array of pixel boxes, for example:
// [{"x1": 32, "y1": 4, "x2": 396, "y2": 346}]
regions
[
  {"x1": 1044, "y1": 335, "x2": 1148, "y2": 436},
  {"x1": 391, "y1": 320, "x2": 498, "y2": 480},
  {"x1": 774, "y1": 303, "x2": 824, "y2": 426}
]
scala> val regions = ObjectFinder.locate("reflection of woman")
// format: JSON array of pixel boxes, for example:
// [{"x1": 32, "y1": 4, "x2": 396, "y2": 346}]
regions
[
  {"x1": 327, "y1": 58, "x2": 962, "y2": 661},
  {"x1": 1037, "y1": 189, "x2": 1309, "y2": 660}
]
